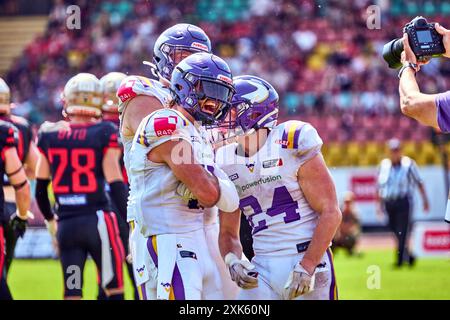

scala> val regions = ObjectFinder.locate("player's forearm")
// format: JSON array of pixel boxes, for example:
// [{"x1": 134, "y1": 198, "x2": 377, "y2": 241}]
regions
[
  {"x1": 191, "y1": 173, "x2": 221, "y2": 208},
  {"x1": 219, "y1": 231, "x2": 243, "y2": 261},
  {"x1": 15, "y1": 182, "x2": 31, "y2": 218},
  {"x1": 301, "y1": 206, "x2": 342, "y2": 274},
  {"x1": 219, "y1": 209, "x2": 243, "y2": 259}
]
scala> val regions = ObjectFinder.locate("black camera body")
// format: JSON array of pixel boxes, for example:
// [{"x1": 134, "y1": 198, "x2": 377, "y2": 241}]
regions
[
  {"x1": 383, "y1": 16, "x2": 445, "y2": 69},
  {"x1": 405, "y1": 16, "x2": 445, "y2": 62}
]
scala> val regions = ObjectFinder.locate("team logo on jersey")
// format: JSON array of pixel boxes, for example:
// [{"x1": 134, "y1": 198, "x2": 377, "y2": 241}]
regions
[
  {"x1": 160, "y1": 282, "x2": 171, "y2": 293},
  {"x1": 229, "y1": 173, "x2": 239, "y2": 181},
  {"x1": 245, "y1": 162, "x2": 256, "y2": 173},
  {"x1": 136, "y1": 265, "x2": 146, "y2": 277},
  {"x1": 154, "y1": 116, "x2": 178, "y2": 137},
  {"x1": 262, "y1": 158, "x2": 283, "y2": 168},
  {"x1": 180, "y1": 250, "x2": 197, "y2": 260}
]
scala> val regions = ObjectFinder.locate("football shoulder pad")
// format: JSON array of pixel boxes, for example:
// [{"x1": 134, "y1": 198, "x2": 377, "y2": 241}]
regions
[
  {"x1": 38, "y1": 120, "x2": 68, "y2": 134},
  {"x1": 117, "y1": 75, "x2": 170, "y2": 106},
  {"x1": 275, "y1": 120, "x2": 323, "y2": 165},
  {"x1": 135, "y1": 108, "x2": 191, "y2": 149}
]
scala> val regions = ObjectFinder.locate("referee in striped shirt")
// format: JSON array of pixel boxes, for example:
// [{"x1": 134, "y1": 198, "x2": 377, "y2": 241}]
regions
[{"x1": 377, "y1": 139, "x2": 429, "y2": 267}]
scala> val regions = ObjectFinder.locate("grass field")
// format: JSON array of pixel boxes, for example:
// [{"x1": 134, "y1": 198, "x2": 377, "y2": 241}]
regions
[{"x1": 7, "y1": 249, "x2": 450, "y2": 300}]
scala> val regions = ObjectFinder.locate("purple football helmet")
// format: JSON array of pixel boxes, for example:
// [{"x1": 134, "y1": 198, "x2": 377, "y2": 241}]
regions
[
  {"x1": 152, "y1": 24, "x2": 212, "y2": 81},
  {"x1": 170, "y1": 52, "x2": 235, "y2": 125},
  {"x1": 231, "y1": 75, "x2": 279, "y2": 133}
]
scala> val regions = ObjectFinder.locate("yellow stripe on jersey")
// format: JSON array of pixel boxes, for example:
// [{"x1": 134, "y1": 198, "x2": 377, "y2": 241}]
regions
[
  {"x1": 171, "y1": 109, "x2": 189, "y2": 126},
  {"x1": 139, "y1": 76, "x2": 153, "y2": 88},
  {"x1": 152, "y1": 235, "x2": 158, "y2": 255},
  {"x1": 137, "y1": 285, "x2": 144, "y2": 300},
  {"x1": 287, "y1": 122, "x2": 299, "y2": 149}
]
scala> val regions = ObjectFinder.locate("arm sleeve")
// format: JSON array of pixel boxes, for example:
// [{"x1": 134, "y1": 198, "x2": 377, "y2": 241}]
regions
[
  {"x1": 109, "y1": 181, "x2": 128, "y2": 221},
  {"x1": 436, "y1": 91, "x2": 450, "y2": 133},
  {"x1": 208, "y1": 164, "x2": 239, "y2": 213},
  {"x1": 35, "y1": 178, "x2": 55, "y2": 221}
]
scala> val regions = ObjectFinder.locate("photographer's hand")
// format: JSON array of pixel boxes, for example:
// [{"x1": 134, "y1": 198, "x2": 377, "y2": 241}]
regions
[
  {"x1": 435, "y1": 23, "x2": 450, "y2": 58},
  {"x1": 401, "y1": 34, "x2": 430, "y2": 71}
]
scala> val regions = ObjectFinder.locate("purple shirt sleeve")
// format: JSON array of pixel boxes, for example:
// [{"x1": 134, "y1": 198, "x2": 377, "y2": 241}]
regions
[{"x1": 436, "y1": 91, "x2": 450, "y2": 133}]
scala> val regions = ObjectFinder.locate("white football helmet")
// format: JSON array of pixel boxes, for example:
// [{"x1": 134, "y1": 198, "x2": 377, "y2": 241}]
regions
[
  {"x1": 0, "y1": 77, "x2": 11, "y2": 114},
  {"x1": 99, "y1": 72, "x2": 127, "y2": 113},
  {"x1": 62, "y1": 73, "x2": 102, "y2": 117}
]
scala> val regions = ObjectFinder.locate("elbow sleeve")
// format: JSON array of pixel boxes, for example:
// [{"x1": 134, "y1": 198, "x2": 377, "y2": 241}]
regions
[
  {"x1": 35, "y1": 178, "x2": 54, "y2": 221},
  {"x1": 213, "y1": 167, "x2": 240, "y2": 213},
  {"x1": 109, "y1": 180, "x2": 128, "y2": 221}
]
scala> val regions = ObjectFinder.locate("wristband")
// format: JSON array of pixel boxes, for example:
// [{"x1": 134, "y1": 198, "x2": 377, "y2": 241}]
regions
[{"x1": 398, "y1": 62, "x2": 417, "y2": 79}]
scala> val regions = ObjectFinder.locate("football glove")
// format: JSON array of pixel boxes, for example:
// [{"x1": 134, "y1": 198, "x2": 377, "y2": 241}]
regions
[
  {"x1": 176, "y1": 182, "x2": 199, "y2": 209},
  {"x1": 9, "y1": 211, "x2": 34, "y2": 238},
  {"x1": 284, "y1": 262, "x2": 316, "y2": 300},
  {"x1": 224, "y1": 252, "x2": 258, "y2": 289}
]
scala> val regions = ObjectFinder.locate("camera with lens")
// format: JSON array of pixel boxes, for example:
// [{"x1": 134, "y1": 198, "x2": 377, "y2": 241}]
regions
[{"x1": 382, "y1": 16, "x2": 445, "y2": 69}]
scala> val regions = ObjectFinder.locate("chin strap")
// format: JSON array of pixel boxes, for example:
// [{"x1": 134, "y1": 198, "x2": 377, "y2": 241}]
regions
[{"x1": 143, "y1": 60, "x2": 162, "y2": 79}]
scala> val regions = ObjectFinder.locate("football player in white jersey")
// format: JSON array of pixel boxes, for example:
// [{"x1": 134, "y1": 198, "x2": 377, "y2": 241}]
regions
[
  {"x1": 128, "y1": 52, "x2": 239, "y2": 300},
  {"x1": 115, "y1": 24, "x2": 218, "y2": 299},
  {"x1": 216, "y1": 75, "x2": 342, "y2": 300}
]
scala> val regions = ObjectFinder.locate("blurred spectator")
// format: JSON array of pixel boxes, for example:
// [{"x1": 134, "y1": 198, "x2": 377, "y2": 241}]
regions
[
  {"x1": 333, "y1": 191, "x2": 361, "y2": 256},
  {"x1": 5, "y1": 0, "x2": 450, "y2": 126}
]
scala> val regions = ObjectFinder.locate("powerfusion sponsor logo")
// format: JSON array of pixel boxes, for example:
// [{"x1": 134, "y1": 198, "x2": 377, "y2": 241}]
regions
[{"x1": 240, "y1": 175, "x2": 282, "y2": 193}]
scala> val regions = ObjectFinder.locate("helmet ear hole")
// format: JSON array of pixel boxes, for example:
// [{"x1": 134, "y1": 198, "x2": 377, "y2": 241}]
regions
[
  {"x1": 154, "y1": 56, "x2": 161, "y2": 63},
  {"x1": 175, "y1": 84, "x2": 183, "y2": 91}
]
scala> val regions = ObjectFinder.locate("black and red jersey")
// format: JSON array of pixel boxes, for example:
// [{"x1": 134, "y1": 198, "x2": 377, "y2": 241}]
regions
[
  {"x1": 0, "y1": 120, "x2": 18, "y2": 215},
  {"x1": 0, "y1": 115, "x2": 32, "y2": 163},
  {"x1": 37, "y1": 120, "x2": 120, "y2": 216},
  {"x1": 1, "y1": 115, "x2": 33, "y2": 187}
]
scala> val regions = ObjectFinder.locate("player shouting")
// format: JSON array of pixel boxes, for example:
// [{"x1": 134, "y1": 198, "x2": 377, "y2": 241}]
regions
[
  {"x1": 117, "y1": 24, "x2": 238, "y2": 299},
  {"x1": 128, "y1": 52, "x2": 239, "y2": 299}
]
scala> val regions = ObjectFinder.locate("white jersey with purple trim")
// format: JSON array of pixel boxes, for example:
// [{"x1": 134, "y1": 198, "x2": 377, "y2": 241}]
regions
[
  {"x1": 128, "y1": 108, "x2": 216, "y2": 236},
  {"x1": 216, "y1": 120, "x2": 323, "y2": 257},
  {"x1": 116, "y1": 75, "x2": 170, "y2": 222}
]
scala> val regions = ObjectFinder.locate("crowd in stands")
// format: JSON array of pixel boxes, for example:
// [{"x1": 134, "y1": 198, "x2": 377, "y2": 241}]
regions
[{"x1": 4, "y1": 0, "x2": 450, "y2": 140}]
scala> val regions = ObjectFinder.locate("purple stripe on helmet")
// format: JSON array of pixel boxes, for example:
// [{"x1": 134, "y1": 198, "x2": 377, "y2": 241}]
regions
[
  {"x1": 292, "y1": 124, "x2": 303, "y2": 149},
  {"x1": 141, "y1": 284, "x2": 147, "y2": 300},
  {"x1": 171, "y1": 263, "x2": 186, "y2": 300},
  {"x1": 281, "y1": 127, "x2": 289, "y2": 149},
  {"x1": 326, "y1": 248, "x2": 338, "y2": 300},
  {"x1": 147, "y1": 236, "x2": 158, "y2": 268}
]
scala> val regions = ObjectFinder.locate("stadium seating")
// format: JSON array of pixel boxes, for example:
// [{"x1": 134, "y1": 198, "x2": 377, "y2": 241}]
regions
[
  {"x1": 2, "y1": 1, "x2": 449, "y2": 169},
  {"x1": 0, "y1": 16, "x2": 48, "y2": 75}
]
